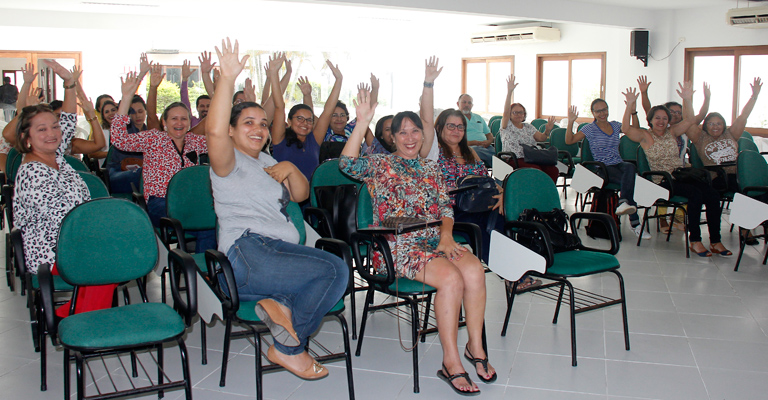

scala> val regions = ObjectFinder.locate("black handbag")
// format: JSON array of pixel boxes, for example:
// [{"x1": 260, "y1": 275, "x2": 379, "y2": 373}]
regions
[
  {"x1": 521, "y1": 144, "x2": 558, "y2": 166},
  {"x1": 517, "y1": 208, "x2": 582, "y2": 254},
  {"x1": 451, "y1": 175, "x2": 500, "y2": 213},
  {"x1": 672, "y1": 167, "x2": 709, "y2": 185}
]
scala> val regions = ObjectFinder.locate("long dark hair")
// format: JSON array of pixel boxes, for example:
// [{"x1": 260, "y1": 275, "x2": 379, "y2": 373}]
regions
[
  {"x1": 99, "y1": 100, "x2": 118, "y2": 129},
  {"x1": 284, "y1": 104, "x2": 313, "y2": 149},
  {"x1": 435, "y1": 109, "x2": 476, "y2": 164},
  {"x1": 374, "y1": 115, "x2": 395, "y2": 153}
]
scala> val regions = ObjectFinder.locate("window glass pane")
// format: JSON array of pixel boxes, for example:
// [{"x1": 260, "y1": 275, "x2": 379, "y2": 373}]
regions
[
  {"x1": 571, "y1": 59, "x2": 602, "y2": 119},
  {"x1": 488, "y1": 61, "x2": 511, "y2": 114},
  {"x1": 465, "y1": 62, "x2": 487, "y2": 113},
  {"x1": 738, "y1": 55, "x2": 768, "y2": 129},
  {"x1": 541, "y1": 60, "x2": 568, "y2": 116},
  {"x1": 693, "y1": 55, "x2": 734, "y2": 125}
]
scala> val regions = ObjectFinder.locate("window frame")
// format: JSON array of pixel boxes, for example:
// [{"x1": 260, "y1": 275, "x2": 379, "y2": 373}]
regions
[
  {"x1": 684, "y1": 45, "x2": 768, "y2": 136},
  {"x1": 536, "y1": 52, "x2": 606, "y2": 122},
  {"x1": 461, "y1": 56, "x2": 515, "y2": 115}
]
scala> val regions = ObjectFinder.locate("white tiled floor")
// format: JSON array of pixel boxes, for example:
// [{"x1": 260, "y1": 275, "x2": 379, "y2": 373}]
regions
[{"x1": 2, "y1": 189, "x2": 768, "y2": 399}]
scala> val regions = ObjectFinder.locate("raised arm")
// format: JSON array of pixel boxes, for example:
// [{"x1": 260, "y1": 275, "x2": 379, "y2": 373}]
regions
[
  {"x1": 341, "y1": 88, "x2": 377, "y2": 158},
  {"x1": 207, "y1": 38, "x2": 249, "y2": 177},
  {"x1": 420, "y1": 56, "x2": 442, "y2": 158},
  {"x1": 312, "y1": 60, "x2": 343, "y2": 140},
  {"x1": 637, "y1": 75, "x2": 652, "y2": 117},
  {"x1": 357, "y1": 82, "x2": 374, "y2": 146},
  {"x1": 298, "y1": 76, "x2": 313, "y2": 110},
  {"x1": 45, "y1": 60, "x2": 78, "y2": 114},
  {"x1": 731, "y1": 77, "x2": 762, "y2": 137},
  {"x1": 71, "y1": 83, "x2": 106, "y2": 155},
  {"x1": 146, "y1": 63, "x2": 164, "y2": 130},
  {"x1": 501, "y1": 74, "x2": 517, "y2": 130},
  {"x1": 138, "y1": 53, "x2": 151, "y2": 84},
  {"x1": 180, "y1": 59, "x2": 193, "y2": 111},
  {"x1": 365, "y1": 73, "x2": 380, "y2": 147},
  {"x1": 565, "y1": 106, "x2": 586, "y2": 145},
  {"x1": 694, "y1": 82, "x2": 711, "y2": 125},
  {"x1": 267, "y1": 54, "x2": 288, "y2": 146},
  {"x1": 621, "y1": 88, "x2": 649, "y2": 144},
  {"x1": 3, "y1": 63, "x2": 38, "y2": 145},
  {"x1": 198, "y1": 51, "x2": 216, "y2": 96},
  {"x1": 280, "y1": 59, "x2": 292, "y2": 95},
  {"x1": 670, "y1": 81, "x2": 696, "y2": 136},
  {"x1": 534, "y1": 116, "x2": 554, "y2": 142}
]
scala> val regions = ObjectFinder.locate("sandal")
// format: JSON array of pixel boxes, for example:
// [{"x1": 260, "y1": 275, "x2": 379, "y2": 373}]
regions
[
  {"x1": 464, "y1": 346, "x2": 497, "y2": 383},
  {"x1": 516, "y1": 276, "x2": 542, "y2": 291},
  {"x1": 437, "y1": 363, "x2": 480, "y2": 396},
  {"x1": 255, "y1": 299, "x2": 300, "y2": 347},
  {"x1": 710, "y1": 243, "x2": 733, "y2": 256},
  {"x1": 267, "y1": 346, "x2": 328, "y2": 380},
  {"x1": 689, "y1": 242, "x2": 712, "y2": 257}
]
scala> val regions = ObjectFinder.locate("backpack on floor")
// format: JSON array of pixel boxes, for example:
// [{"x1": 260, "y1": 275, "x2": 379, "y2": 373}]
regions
[{"x1": 586, "y1": 189, "x2": 622, "y2": 241}]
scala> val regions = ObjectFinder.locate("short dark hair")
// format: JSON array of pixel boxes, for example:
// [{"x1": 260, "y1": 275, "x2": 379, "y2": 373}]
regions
[
  {"x1": 590, "y1": 98, "x2": 608, "y2": 112},
  {"x1": 3, "y1": 77, "x2": 11, "y2": 84},
  {"x1": 435, "y1": 109, "x2": 475, "y2": 164},
  {"x1": 15, "y1": 104, "x2": 53, "y2": 154},
  {"x1": 131, "y1": 94, "x2": 147, "y2": 109},
  {"x1": 664, "y1": 101, "x2": 682, "y2": 110},
  {"x1": 229, "y1": 101, "x2": 264, "y2": 127},
  {"x1": 647, "y1": 105, "x2": 671, "y2": 127},
  {"x1": 335, "y1": 101, "x2": 349, "y2": 118},
  {"x1": 374, "y1": 115, "x2": 395, "y2": 153},
  {"x1": 232, "y1": 90, "x2": 245, "y2": 104},
  {"x1": 390, "y1": 111, "x2": 424, "y2": 155},
  {"x1": 196, "y1": 95, "x2": 211, "y2": 108},
  {"x1": 49, "y1": 100, "x2": 63, "y2": 111}
]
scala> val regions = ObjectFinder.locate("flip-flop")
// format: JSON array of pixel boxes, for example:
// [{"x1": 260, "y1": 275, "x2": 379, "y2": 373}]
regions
[
  {"x1": 437, "y1": 364, "x2": 480, "y2": 396},
  {"x1": 464, "y1": 347, "x2": 497, "y2": 383},
  {"x1": 517, "y1": 276, "x2": 543, "y2": 291}
]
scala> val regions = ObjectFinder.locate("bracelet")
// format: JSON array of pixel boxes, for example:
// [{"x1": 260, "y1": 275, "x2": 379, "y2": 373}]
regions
[
  {"x1": 86, "y1": 116, "x2": 97, "y2": 122},
  {"x1": 64, "y1": 82, "x2": 76, "y2": 89},
  {"x1": 631, "y1": 111, "x2": 638, "y2": 115},
  {"x1": 423, "y1": 81, "x2": 434, "y2": 88}
]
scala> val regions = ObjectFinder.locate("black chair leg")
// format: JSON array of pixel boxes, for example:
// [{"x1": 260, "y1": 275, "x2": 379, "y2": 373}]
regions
[
  {"x1": 735, "y1": 229, "x2": 747, "y2": 271},
  {"x1": 177, "y1": 339, "x2": 193, "y2": 400},
  {"x1": 75, "y1": 353, "x2": 85, "y2": 400},
  {"x1": 219, "y1": 319, "x2": 233, "y2": 386},
  {"x1": 157, "y1": 343, "x2": 165, "y2": 398},
  {"x1": 40, "y1": 322, "x2": 47, "y2": 391},
  {"x1": 63, "y1": 348, "x2": 71, "y2": 400},
  {"x1": 337, "y1": 314, "x2": 355, "y2": 400},
  {"x1": 201, "y1": 321, "x2": 207, "y2": 365},
  {"x1": 501, "y1": 281, "x2": 519, "y2": 336},
  {"x1": 410, "y1": 299, "x2": 420, "y2": 394},
  {"x1": 566, "y1": 281, "x2": 577, "y2": 367},
  {"x1": 355, "y1": 289, "x2": 374, "y2": 357},
  {"x1": 254, "y1": 332, "x2": 263, "y2": 400},
  {"x1": 420, "y1": 294, "x2": 432, "y2": 343},
  {"x1": 613, "y1": 271, "x2": 630, "y2": 351},
  {"x1": 553, "y1": 282, "x2": 566, "y2": 324},
  {"x1": 637, "y1": 208, "x2": 648, "y2": 246}
]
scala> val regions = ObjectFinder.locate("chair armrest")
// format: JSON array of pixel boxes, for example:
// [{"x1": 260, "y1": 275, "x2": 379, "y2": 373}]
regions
[
  {"x1": 497, "y1": 152, "x2": 518, "y2": 168},
  {"x1": 350, "y1": 231, "x2": 396, "y2": 286},
  {"x1": 10, "y1": 228, "x2": 26, "y2": 275},
  {"x1": 569, "y1": 212, "x2": 620, "y2": 254},
  {"x1": 581, "y1": 161, "x2": 609, "y2": 181},
  {"x1": 304, "y1": 206, "x2": 335, "y2": 239},
  {"x1": 97, "y1": 167, "x2": 110, "y2": 192},
  {"x1": 503, "y1": 220, "x2": 554, "y2": 268},
  {"x1": 37, "y1": 263, "x2": 58, "y2": 345},
  {"x1": 453, "y1": 222, "x2": 483, "y2": 258},
  {"x1": 159, "y1": 217, "x2": 186, "y2": 250},
  {"x1": 132, "y1": 189, "x2": 147, "y2": 212},
  {"x1": 204, "y1": 249, "x2": 237, "y2": 312},
  {"x1": 168, "y1": 249, "x2": 198, "y2": 326},
  {"x1": 315, "y1": 237, "x2": 354, "y2": 296}
]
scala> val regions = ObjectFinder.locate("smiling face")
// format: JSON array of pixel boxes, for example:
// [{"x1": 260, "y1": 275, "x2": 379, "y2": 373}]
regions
[
  {"x1": 101, "y1": 103, "x2": 117, "y2": 124},
  {"x1": 130, "y1": 102, "x2": 147, "y2": 128},
  {"x1": 163, "y1": 106, "x2": 191, "y2": 140},
  {"x1": 510, "y1": 104, "x2": 526, "y2": 125},
  {"x1": 380, "y1": 118, "x2": 393, "y2": 146},
  {"x1": 440, "y1": 115, "x2": 466, "y2": 147},
  {"x1": 393, "y1": 117, "x2": 423, "y2": 160},
  {"x1": 330, "y1": 106, "x2": 348, "y2": 134},
  {"x1": 288, "y1": 108, "x2": 314, "y2": 137},
  {"x1": 26, "y1": 112, "x2": 61, "y2": 155},
  {"x1": 650, "y1": 109, "x2": 670, "y2": 134},
  {"x1": 229, "y1": 106, "x2": 269, "y2": 157},
  {"x1": 197, "y1": 98, "x2": 211, "y2": 119},
  {"x1": 591, "y1": 101, "x2": 609, "y2": 122},
  {"x1": 704, "y1": 115, "x2": 726, "y2": 137},
  {"x1": 668, "y1": 104, "x2": 683, "y2": 125}
]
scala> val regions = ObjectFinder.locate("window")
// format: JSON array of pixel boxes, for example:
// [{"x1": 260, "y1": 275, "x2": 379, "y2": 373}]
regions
[
  {"x1": 461, "y1": 57, "x2": 514, "y2": 115},
  {"x1": 685, "y1": 46, "x2": 768, "y2": 135},
  {"x1": 536, "y1": 53, "x2": 605, "y2": 121}
]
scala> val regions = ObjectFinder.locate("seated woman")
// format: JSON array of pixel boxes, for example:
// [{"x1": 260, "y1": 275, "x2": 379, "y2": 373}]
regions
[
  {"x1": 207, "y1": 41, "x2": 348, "y2": 380},
  {"x1": 364, "y1": 115, "x2": 395, "y2": 155},
  {"x1": 88, "y1": 99, "x2": 118, "y2": 167},
  {"x1": 340, "y1": 58, "x2": 495, "y2": 395},
  {"x1": 13, "y1": 60, "x2": 115, "y2": 318},
  {"x1": 112, "y1": 69, "x2": 214, "y2": 253},
  {"x1": 566, "y1": 98, "x2": 646, "y2": 238},
  {"x1": 621, "y1": 83, "x2": 729, "y2": 257},
  {"x1": 270, "y1": 56, "x2": 341, "y2": 182},
  {"x1": 498, "y1": 74, "x2": 559, "y2": 182}
]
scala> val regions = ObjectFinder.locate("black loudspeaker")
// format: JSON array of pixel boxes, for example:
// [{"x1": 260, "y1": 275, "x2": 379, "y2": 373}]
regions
[{"x1": 630, "y1": 31, "x2": 649, "y2": 57}]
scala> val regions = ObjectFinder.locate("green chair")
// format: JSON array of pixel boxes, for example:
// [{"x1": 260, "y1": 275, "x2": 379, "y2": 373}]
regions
[
  {"x1": 577, "y1": 122, "x2": 589, "y2": 132},
  {"x1": 64, "y1": 155, "x2": 90, "y2": 172},
  {"x1": 200, "y1": 201, "x2": 355, "y2": 400},
  {"x1": 530, "y1": 118, "x2": 547, "y2": 130},
  {"x1": 500, "y1": 168, "x2": 629, "y2": 366},
  {"x1": 734, "y1": 150, "x2": 768, "y2": 271},
  {"x1": 488, "y1": 115, "x2": 502, "y2": 127},
  {"x1": 5, "y1": 147, "x2": 22, "y2": 185},
  {"x1": 549, "y1": 127, "x2": 580, "y2": 198},
  {"x1": 687, "y1": 140, "x2": 705, "y2": 169},
  {"x1": 77, "y1": 171, "x2": 109, "y2": 199},
  {"x1": 538, "y1": 123, "x2": 559, "y2": 133},
  {"x1": 619, "y1": 135, "x2": 641, "y2": 165},
  {"x1": 489, "y1": 118, "x2": 501, "y2": 135},
  {"x1": 739, "y1": 137, "x2": 759, "y2": 153},
  {"x1": 741, "y1": 131, "x2": 754, "y2": 142},
  {"x1": 38, "y1": 198, "x2": 195, "y2": 400},
  {"x1": 578, "y1": 140, "x2": 621, "y2": 212},
  {"x1": 495, "y1": 132, "x2": 519, "y2": 167}
]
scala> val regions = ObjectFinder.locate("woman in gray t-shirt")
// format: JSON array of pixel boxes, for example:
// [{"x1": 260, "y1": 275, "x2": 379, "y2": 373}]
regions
[{"x1": 206, "y1": 41, "x2": 348, "y2": 381}]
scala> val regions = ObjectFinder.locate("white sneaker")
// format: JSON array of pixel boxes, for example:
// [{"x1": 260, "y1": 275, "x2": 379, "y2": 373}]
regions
[
  {"x1": 616, "y1": 202, "x2": 637, "y2": 215},
  {"x1": 634, "y1": 224, "x2": 651, "y2": 240}
]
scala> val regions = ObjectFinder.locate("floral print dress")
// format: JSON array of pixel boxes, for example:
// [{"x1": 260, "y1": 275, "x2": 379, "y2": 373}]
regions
[{"x1": 340, "y1": 154, "x2": 452, "y2": 279}]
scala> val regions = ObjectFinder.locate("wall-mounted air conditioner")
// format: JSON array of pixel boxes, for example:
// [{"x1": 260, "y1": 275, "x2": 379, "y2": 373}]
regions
[
  {"x1": 470, "y1": 26, "x2": 560, "y2": 44},
  {"x1": 726, "y1": 5, "x2": 768, "y2": 28}
]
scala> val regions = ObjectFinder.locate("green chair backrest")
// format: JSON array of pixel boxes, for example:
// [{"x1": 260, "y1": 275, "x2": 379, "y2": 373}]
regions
[
  {"x1": 494, "y1": 132, "x2": 503, "y2": 154},
  {"x1": 64, "y1": 155, "x2": 90, "y2": 172},
  {"x1": 489, "y1": 118, "x2": 501, "y2": 135},
  {"x1": 287, "y1": 201, "x2": 307, "y2": 245},
  {"x1": 165, "y1": 165, "x2": 216, "y2": 231},
  {"x1": 488, "y1": 115, "x2": 502, "y2": 126},
  {"x1": 549, "y1": 128, "x2": 579, "y2": 157},
  {"x1": 538, "y1": 123, "x2": 559, "y2": 133},
  {"x1": 309, "y1": 159, "x2": 361, "y2": 207},
  {"x1": 687, "y1": 141, "x2": 704, "y2": 169},
  {"x1": 741, "y1": 131, "x2": 754, "y2": 142},
  {"x1": 77, "y1": 171, "x2": 109, "y2": 199},
  {"x1": 6, "y1": 147, "x2": 21, "y2": 184},
  {"x1": 738, "y1": 137, "x2": 759, "y2": 153},
  {"x1": 737, "y1": 150, "x2": 768, "y2": 197},
  {"x1": 357, "y1": 183, "x2": 374, "y2": 229},
  {"x1": 503, "y1": 169, "x2": 561, "y2": 221},
  {"x1": 619, "y1": 135, "x2": 641, "y2": 163},
  {"x1": 56, "y1": 198, "x2": 158, "y2": 286},
  {"x1": 581, "y1": 139, "x2": 594, "y2": 162},
  {"x1": 577, "y1": 122, "x2": 589, "y2": 132},
  {"x1": 530, "y1": 119, "x2": 547, "y2": 130},
  {"x1": 636, "y1": 146, "x2": 651, "y2": 176}
]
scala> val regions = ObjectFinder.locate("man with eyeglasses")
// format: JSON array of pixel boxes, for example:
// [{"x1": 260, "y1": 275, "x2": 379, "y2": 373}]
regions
[{"x1": 458, "y1": 94, "x2": 494, "y2": 166}]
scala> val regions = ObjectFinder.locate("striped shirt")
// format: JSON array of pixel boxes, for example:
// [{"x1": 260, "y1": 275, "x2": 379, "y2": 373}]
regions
[{"x1": 581, "y1": 121, "x2": 623, "y2": 165}]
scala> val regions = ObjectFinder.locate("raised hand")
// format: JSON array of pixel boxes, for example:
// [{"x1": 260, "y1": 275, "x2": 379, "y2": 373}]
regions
[
  {"x1": 27, "y1": 88, "x2": 43, "y2": 106},
  {"x1": 424, "y1": 56, "x2": 442, "y2": 83},
  {"x1": 69, "y1": 65, "x2": 82, "y2": 84},
  {"x1": 22, "y1": 62, "x2": 37, "y2": 83},
  {"x1": 326, "y1": 60, "x2": 342, "y2": 81},
  {"x1": 353, "y1": 87, "x2": 377, "y2": 125},
  {"x1": 213, "y1": 69, "x2": 221, "y2": 87},
  {"x1": 507, "y1": 74, "x2": 518, "y2": 93},
  {"x1": 44, "y1": 59, "x2": 73, "y2": 83},
  {"x1": 751, "y1": 77, "x2": 762, "y2": 98},
  {"x1": 545, "y1": 115, "x2": 556, "y2": 131},
  {"x1": 266, "y1": 52, "x2": 284, "y2": 76},
  {"x1": 214, "y1": 37, "x2": 249, "y2": 80},
  {"x1": 637, "y1": 75, "x2": 651, "y2": 92},
  {"x1": 139, "y1": 53, "x2": 151, "y2": 76},
  {"x1": 75, "y1": 84, "x2": 95, "y2": 116},
  {"x1": 370, "y1": 73, "x2": 380, "y2": 91},
  {"x1": 244, "y1": 77, "x2": 256, "y2": 102},
  {"x1": 676, "y1": 81, "x2": 694, "y2": 99},
  {"x1": 356, "y1": 82, "x2": 370, "y2": 95},
  {"x1": 285, "y1": 59, "x2": 292, "y2": 75},
  {"x1": 703, "y1": 82, "x2": 711, "y2": 99},
  {"x1": 568, "y1": 105, "x2": 579, "y2": 121},
  {"x1": 149, "y1": 63, "x2": 165, "y2": 88},
  {"x1": 623, "y1": 87, "x2": 639, "y2": 104},
  {"x1": 198, "y1": 51, "x2": 216, "y2": 74},
  {"x1": 181, "y1": 60, "x2": 193, "y2": 82},
  {"x1": 121, "y1": 71, "x2": 141, "y2": 98},
  {"x1": 298, "y1": 76, "x2": 312, "y2": 96}
]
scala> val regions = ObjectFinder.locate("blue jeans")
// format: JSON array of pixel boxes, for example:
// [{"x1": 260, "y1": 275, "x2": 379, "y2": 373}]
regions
[
  {"x1": 470, "y1": 145, "x2": 495, "y2": 167},
  {"x1": 146, "y1": 196, "x2": 217, "y2": 253},
  {"x1": 108, "y1": 167, "x2": 141, "y2": 194},
  {"x1": 606, "y1": 162, "x2": 639, "y2": 225},
  {"x1": 224, "y1": 231, "x2": 348, "y2": 355}
]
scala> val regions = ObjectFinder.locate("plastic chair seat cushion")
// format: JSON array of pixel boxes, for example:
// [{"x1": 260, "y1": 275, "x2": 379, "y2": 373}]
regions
[
  {"x1": 571, "y1": 157, "x2": 581, "y2": 164},
  {"x1": 236, "y1": 298, "x2": 345, "y2": 322},
  {"x1": 31, "y1": 274, "x2": 74, "y2": 291},
  {"x1": 58, "y1": 303, "x2": 185, "y2": 350},
  {"x1": 191, "y1": 253, "x2": 208, "y2": 273},
  {"x1": 547, "y1": 251, "x2": 620, "y2": 276},
  {"x1": 373, "y1": 275, "x2": 436, "y2": 294},
  {"x1": 603, "y1": 183, "x2": 620, "y2": 191},
  {"x1": 668, "y1": 195, "x2": 688, "y2": 203}
]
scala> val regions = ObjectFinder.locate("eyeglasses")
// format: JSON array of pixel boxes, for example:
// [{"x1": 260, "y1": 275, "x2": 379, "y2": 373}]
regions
[
  {"x1": 446, "y1": 123, "x2": 466, "y2": 132},
  {"x1": 593, "y1": 107, "x2": 609, "y2": 114},
  {"x1": 294, "y1": 116, "x2": 314, "y2": 124},
  {"x1": 332, "y1": 113, "x2": 348, "y2": 119},
  {"x1": 669, "y1": 110, "x2": 682, "y2": 116},
  {"x1": 707, "y1": 121, "x2": 724, "y2": 127},
  {"x1": 511, "y1": 111, "x2": 525, "y2": 116}
]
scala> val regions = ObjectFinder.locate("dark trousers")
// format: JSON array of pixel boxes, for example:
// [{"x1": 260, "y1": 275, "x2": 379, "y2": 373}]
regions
[
  {"x1": 606, "y1": 162, "x2": 639, "y2": 224},
  {"x1": 661, "y1": 180, "x2": 722, "y2": 243}
]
